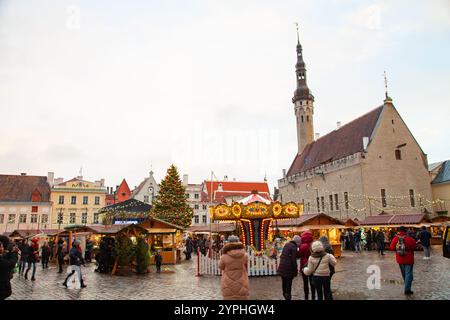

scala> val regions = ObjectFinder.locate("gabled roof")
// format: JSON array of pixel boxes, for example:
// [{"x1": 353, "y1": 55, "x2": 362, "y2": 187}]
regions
[
  {"x1": 359, "y1": 213, "x2": 427, "y2": 226},
  {"x1": 0, "y1": 175, "x2": 51, "y2": 202},
  {"x1": 287, "y1": 105, "x2": 384, "y2": 176},
  {"x1": 432, "y1": 160, "x2": 450, "y2": 185},
  {"x1": 98, "y1": 198, "x2": 151, "y2": 214}
]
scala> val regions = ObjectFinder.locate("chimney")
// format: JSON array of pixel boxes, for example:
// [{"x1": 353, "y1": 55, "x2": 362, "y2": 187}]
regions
[
  {"x1": 282, "y1": 169, "x2": 287, "y2": 178},
  {"x1": 315, "y1": 133, "x2": 320, "y2": 140},
  {"x1": 223, "y1": 175, "x2": 228, "y2": 181},
  {"x1": 101, "y1": 178, "x2": 105, "y2": 187},
  {"x1": 182, "y1": 174, "x2": 188, "y2": 186},
  {"x1": 337, "y1": 121, "x2": 341, "y2": 129},
  {"x1": 54, "y1": 177, "x2": 64, "y2": 185},
  {"x1": 20, "y1": 173, "x2": 26, "y2": 176},
  {"x1": 47, "y1": 172, "x2": 54, "y2": 186},
  {"x1": 363, "y1": 137, "x2": 369, "y2": 152}
]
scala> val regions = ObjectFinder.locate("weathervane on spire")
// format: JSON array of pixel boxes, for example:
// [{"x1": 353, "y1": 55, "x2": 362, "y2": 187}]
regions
[
  {"x1": 383, "y1": 70, "x2": 390, "y2": 99},
  {"x1": 294, "y1": 22, "x2": 300, "y2": 44}
]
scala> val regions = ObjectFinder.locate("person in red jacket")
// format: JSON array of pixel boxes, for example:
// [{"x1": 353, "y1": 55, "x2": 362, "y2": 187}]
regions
[
  {"x1": 299, "y1": 230, "x2": 315, "y2": 300},
  {"x1": 389, "y1": 226, "x2": 417, "y2": 295}
]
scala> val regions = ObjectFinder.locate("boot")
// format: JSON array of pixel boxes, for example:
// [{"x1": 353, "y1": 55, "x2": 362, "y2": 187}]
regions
[
  {"x1": 24, "y1": 269, "x2": 29, "y2": 280},
  {"x1": 283, "y1": 292, "x2": 292, "y2": 300},
  {"x1": 31, "y1": 276, "x2": 36, "y2": 281}
]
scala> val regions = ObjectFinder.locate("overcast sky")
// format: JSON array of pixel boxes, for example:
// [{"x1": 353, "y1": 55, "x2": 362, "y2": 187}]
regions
[{"x1": 1, "y1": 0, "x2": 449, "y2": 192}]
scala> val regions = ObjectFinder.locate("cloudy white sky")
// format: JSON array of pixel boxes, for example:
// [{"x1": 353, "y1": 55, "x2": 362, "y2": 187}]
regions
[{"x1": 1, "y1": 0, "x2": 449, "y2": 192}]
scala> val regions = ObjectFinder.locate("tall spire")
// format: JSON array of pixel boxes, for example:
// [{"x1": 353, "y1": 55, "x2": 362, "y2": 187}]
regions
[
  {"x1": 383, "y1": 70, "x2": 392, "y2": 103},
  {"x1": 292, "y1": 23, "x2": 313, "y2": 104}
]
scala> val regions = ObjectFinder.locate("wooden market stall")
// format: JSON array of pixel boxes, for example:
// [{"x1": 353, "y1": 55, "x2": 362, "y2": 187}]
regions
[
  {"x1": 359, "y1": 213, "x2": 431, "y2": 248},
  {"x1": 424, "y1": 216, "x2": 450, "y2": 245},
  {"x1": 275, "y1": 213, "x2": 345, "y2": 257},
  {"x1": 137, "y1": 217, "x2": 184, "y2": 265}
]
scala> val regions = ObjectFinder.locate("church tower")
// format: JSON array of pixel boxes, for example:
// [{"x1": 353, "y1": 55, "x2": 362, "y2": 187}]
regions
[{"x1": 292, "y1": 26, "x2": 314, "y2": 155}]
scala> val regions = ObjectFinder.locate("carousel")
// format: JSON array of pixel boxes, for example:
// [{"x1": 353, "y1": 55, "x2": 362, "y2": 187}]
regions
[{"x1": 209, "y1": 192, "x2": 303, "y2": 251}]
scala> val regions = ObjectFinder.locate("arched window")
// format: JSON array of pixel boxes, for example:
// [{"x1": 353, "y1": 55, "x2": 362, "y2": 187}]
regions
[
  {"x1": 395, "y1": 149, "x2": 402, "y2": 160},
  {"x1": 301, "y1": 115, "x2": 304, "y2": 123},
  {"x1": 306, "y1": 115, "x2": 309, "y2": 122}
]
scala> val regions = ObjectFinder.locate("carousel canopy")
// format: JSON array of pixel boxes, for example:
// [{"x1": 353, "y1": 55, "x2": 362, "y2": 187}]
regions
[{"x1": 238, "y1": 193, "x2": 272, "y2": 205}]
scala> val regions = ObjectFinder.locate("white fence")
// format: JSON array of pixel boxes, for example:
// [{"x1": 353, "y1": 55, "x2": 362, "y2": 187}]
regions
[{"x1": 198, "y1": 248, "x2": 279, "y2": 276}]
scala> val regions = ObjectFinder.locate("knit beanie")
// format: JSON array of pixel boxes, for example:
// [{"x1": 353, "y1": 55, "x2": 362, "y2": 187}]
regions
[
  {"x1": 311, "y1": 240, "x2": 324, "y2": 253},
  {"x1": 227, "y1": 235, "x2": 239, "y2": 243},
  {"x1": 292, "y1": 235, "x2": 301, "y2": 245}
]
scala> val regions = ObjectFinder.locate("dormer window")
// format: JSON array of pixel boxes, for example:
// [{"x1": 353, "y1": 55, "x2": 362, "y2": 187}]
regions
[{"x1": 395, "y1": 149, "x2": 402, "y2": 160}]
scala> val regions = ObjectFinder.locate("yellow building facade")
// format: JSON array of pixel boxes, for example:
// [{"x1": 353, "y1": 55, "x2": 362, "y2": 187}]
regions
[{"x1": 50, "y1": 176, "x2": 107, "y2": 228}]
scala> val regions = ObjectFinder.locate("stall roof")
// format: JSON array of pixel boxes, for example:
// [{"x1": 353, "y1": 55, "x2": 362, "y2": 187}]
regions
[
  {"x1": 98, "y1": 198, "x2": 152, "y2": 214},
  {"x1": 274, "y1": 213, "x2": 344, "y2": 228},
  {"x1": 9, "y1": 229, "x2": 63, "y2": 238},
  {"x1": 144, "y1": 228, "x2": 177, "y2": 234},
  {"x1": 187, "y1": 223, "x2": 236, "y2": 233},
  {"x1": 359, "y1": 213, "x2": 427, "y2": 226}
]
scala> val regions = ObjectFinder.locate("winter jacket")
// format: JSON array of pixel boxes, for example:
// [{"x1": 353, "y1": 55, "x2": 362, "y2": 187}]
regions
[
  {"x1": 375, "y1": 231, "x2": 385, "y2": 243},
  {"x1": 299, "y1": 232, "x2": 313, "y2": 269},
  {"x1": 69, "y1": 246, "x2": 83, "y2": 266},
  {"x1": 418, "y1": 230, "x2": 432, "y2": 247},
  {"x1": 303, "y1": 252, "x2": 337, "y2": 277},
  {"x1": 0, "y1": 251, "x2": 18, "y2": 300},
  {"x1": 27, "y1": 243, "x2": 39, "y2": 263},
  {"x1": 389, "y1": 231, "x2": 417, "y2": 265},
  {"x1": 219, "y1": 242, "x2": 249, "y2": 300},
  {"x1": 185, "y1": 238, "x2": 194, "y2": 253},
  {"x1": 277, "y1": 241, "x2": 299, "y2": 278}
]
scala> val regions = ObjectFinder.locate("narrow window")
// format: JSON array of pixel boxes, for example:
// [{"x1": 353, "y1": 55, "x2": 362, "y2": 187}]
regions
[
  {"x1": 58, "y1": 195, "x2": 64, "y2": 204},
  {"x1": 194, "y1": 204, "x2": 199, "y2": 210},
  {"x1": 316, "y1": 197, "x2": 320, "y2": 212},
  {"x1": 409, "y1": 189, "x2": 415, "y2": 207},
  {"x1": 202, "y1": 215, "x2": 207, "y2": 224},
  {"x1": 344, "y1": 192, "x2": 349, "y2": 210},
  {"x1": 81, "y1": 212, "x2": 87, "y2": 224},
  {"x1": 71, "y1": 196, "x2": 76, "y2": 205},
  {"x1": 94, "y1": 213, "x2": 99, "y2": 224},
  {"x1": 395, "y1": 149, "x2": 402, "y2": 160},
  {"x1": 70, "y1": 212, "x2": 76, "y2": 224},
  {"x1": 335, "y1": 194, "x2": 339, "y2": 210},
  {"x1": 41, "y1": 214, "x2": 48, "y2": 223},
  {"x1": 31, "y1": 214, "x2": 37, "y2": 223},
  {"x1": 83, "y1": 196, "x2": 88, "y2": 205},
  {"x1": 329, "y1": 195, "x2": 334, "y2": 211},
  {"x1": 321, "y1": 196, "x2": 325, "y2": 212},
  {"x1": 381, "y1": 189, "x2": 387, "y2": 208},
  {"x1": 301, "y1": 115, "x2": 304, "y2": 123},
  {"x1": 95, "y1": 196, "x2": 100, "y2": 205},
  {"x1": 306, "y1": 115, "x2": 309, "y2": 122},
  {"x1": 194, "y1": 216, "x2": 199, "y2": 224}
]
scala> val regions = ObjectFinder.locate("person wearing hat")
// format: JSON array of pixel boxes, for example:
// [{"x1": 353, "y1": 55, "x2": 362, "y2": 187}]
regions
[
  {"x1": 218, "y1": 235, "x2": 249, "y2": 300},
  {"x1": 0, "y1": 235, "x2": 19, "y2": 300},
  {"x1": 277, "y1": 235, "x2": 301, "y2": 300},
  {"x1": 389, "y1": 226, "x2": 417, "y2": 295},
  {"x1": 25, "y1": 238, "x2": 39, "y2": 281},
  {"x1": 303, "y1": 240, "x2": 337, "y2": 300},
  {"x1": 63, "y1": 239, "x2": 86, "y2": 288}
]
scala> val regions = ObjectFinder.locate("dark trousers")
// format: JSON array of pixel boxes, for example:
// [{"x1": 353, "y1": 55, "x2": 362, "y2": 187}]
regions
[
  {"x1": 301, "y1": 270, "x2": 316, "y2": 300},
  {"x1": 281, "y1": 276, "x2": 294, "y2": 300},
  {"x1": 377, "y1": 242, "x2": 384, "y2": 254},
  {"x1": 0, "y1": 281, "x2": 12, "y2": 300},
  {"x1": 58, "y1": 256, "x2": 64, "y2": 272},
  {"x1": 42, "y1": 256, "x2": 49, "y2": 269},
  {"x1": 156, "y1": 263, "x2": 161, "y2": 273},
  {"x1": 19, "y1": 259, "x2": 27, "y2": 274},
  {"x1": 312, "y1": 276, "x2": 332, "y2": 300},
  {"x1": 25, "y1": 262, "x2": 36, "y2": 279}
]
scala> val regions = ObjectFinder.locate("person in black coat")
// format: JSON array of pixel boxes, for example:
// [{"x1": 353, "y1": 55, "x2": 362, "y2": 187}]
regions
[
  {"x1": 418, "y1": 226, "x2": 432, "y2": 259},
  {"x1": 185, "y1": 237, "x2": 194, "y2": 260},
  {"x1": 366, "y1": 229, "x2": 372, "y2": 251},
  {"x1": 0, "y1": 235, "x2": 19, "y2": 300},
  {"x1": 56, "y1": 239, "x2": 65, "y2": 273},
  {"x1": 41, "y1": 242, "x2": 50, "y2": 269},
  {"x1": 18, "y1": 239, "x2": 29, "y2": 276},
  {"x1": 375, "y1": 230, "x2": 385, "y2": 255},
  {"x1": 277, "y1": 235, "x2": 301, "y2": 300},
  {"x1": 155, "y1": 250, "x2": 163, "y2": 273}
]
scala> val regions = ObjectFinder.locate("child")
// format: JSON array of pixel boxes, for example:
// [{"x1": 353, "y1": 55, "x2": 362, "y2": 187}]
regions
[{"x1": 155, "y1": 250, "x2": 162, "y2": 273}]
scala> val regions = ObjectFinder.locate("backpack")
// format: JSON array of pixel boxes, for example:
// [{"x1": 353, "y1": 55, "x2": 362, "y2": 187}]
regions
[{"x1": 396, "y1": 236, "x2": 407, "y2": 256}]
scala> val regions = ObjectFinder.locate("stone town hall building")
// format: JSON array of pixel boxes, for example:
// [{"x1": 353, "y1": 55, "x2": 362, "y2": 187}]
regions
[{"x1": 278, "y1": 31, "x2": 433, "y2": 220}]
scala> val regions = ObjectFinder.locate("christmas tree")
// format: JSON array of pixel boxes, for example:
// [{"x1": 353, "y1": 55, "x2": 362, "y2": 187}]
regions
[{"x1": 150, "y1": 164, "x2": 193, "y2": 228}]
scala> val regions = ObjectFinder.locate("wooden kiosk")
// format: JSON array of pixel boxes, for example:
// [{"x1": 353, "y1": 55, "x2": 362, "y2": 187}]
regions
[{"x1": 137, "y1": 217, "x2": 184, "y2": 265}]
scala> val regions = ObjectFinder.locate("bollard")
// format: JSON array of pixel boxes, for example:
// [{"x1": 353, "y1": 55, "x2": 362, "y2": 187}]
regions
[{"x1": 195, "y1": 246, "x2": 202, "y2": 277}]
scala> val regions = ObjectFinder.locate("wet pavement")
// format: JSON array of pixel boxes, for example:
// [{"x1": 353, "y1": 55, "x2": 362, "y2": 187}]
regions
[{"x1": 7, "y1": 245, "x2": 450, "y2": 300}]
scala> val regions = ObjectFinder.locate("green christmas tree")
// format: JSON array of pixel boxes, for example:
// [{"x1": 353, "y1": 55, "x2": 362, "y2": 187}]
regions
[{"x1": 150, "y1": 164, "x2": 193, "y2": 228}]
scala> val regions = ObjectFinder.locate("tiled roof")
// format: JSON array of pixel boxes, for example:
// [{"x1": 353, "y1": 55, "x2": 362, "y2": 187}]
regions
[
  {"x1": 432, "y1": 160, "x2": 450, "y2": 184},
  {"x1": 360, "y1": 213, "x2": 427, "y2": 226},
  {"x1": 0, "y1": 175, "x2": 51, "y2": 202},
  {"x1": 287, "y1": 105, "x2": 384, "y2": 176},
  {"x1": 9, "y1": 229, "x2": 63, "y2": 238}
]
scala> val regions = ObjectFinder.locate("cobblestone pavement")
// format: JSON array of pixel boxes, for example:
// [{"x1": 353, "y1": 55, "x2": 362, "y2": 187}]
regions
[{"x1": 7, "y1": 246, "x2": 449, "y2": 300}]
